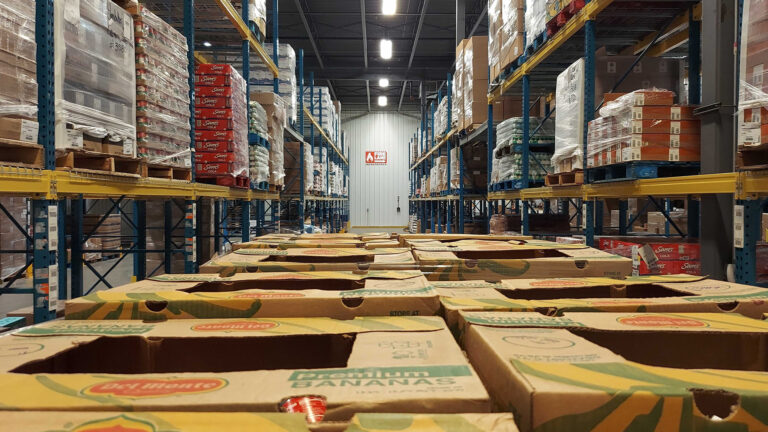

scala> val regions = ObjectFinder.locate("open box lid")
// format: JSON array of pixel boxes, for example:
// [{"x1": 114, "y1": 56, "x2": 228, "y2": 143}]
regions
[
  {"x1": 234, "y1": 239, "x2": 366, "y2": 250},
  {"x1": 345, "y1": 413, "x2": 519, "y2": 431},
  {"x1": 500, "y1": 274, "x2": 706, "y2": 290},
  {"x1": 0, "y1": 412, "x2": 311, "y2": 431}
]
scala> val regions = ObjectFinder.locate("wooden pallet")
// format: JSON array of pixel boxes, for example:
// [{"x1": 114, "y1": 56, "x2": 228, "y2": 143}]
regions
[
  {"x1": 197, "y1": 174, "x2": 250, "y2": 189},
  {"x1": 142, "y1": 162, "x2": 192, "y2": 181},
  {"x1": 56, "y1": 149, "x2": 143, "y2": 177},
  {"x1": 587, "y1": 161, "x2": 700, "y2": 183},
  {"x1": 546, "y1": 0, "x2": 586, "y2": 36},
  {"x1": 738, "y1": 143, "x2": 768, "y2": 170},
  {"x1": 269, "y1": 184, "x2": 283, "y2": 193},
  {"x1": 545, "y1": 170, "x2": 584, "y2": 186},
  {"x1": 0, "y1": 138, "x2": 44, "y2": 168}
]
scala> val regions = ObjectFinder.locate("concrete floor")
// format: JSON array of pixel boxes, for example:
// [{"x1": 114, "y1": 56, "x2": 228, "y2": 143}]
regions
[{"x1": 0, "y1": 257, "x2": 134, "y2": 318}]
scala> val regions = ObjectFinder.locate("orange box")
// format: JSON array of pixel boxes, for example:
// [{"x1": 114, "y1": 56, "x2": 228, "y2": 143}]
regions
[
  {"x1": 630, "y1": 133, "x2": 700, "y2": 148},
  {"x1": 743, "y1": 107, "x2": 768, "y2": 125},
  {"x1": 621, "y1": 144, "x2": 700, "y2": 163},
  {"x1": 631, "y1": 106, "x2": 696, "y2": 121},
  {"x1": 628, "y1": 90, "x2": 675, "y2": 106},
  {"x1": 631, "y1": 120, "x2": 700, "y2": 135}
]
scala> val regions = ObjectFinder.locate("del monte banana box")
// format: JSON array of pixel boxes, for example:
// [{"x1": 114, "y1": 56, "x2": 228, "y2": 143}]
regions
[
  {"x1": 233, "y1": 238, "x2": 365, "y2": 251},
  {"x1": 460, "y1": 311, "x2": 768, "y2": 432},
  {"x1": 438, "y1": 275, "x2": 768, "y2": 328},
  {"x1": 200, "y1": 248, "x2": 418, "y2": 274},
  {"x1": 412, "y1": 239, "x2": 632, "y2": 281},
  {"x1": 0, "y1": 412, "x2": 311, "y2": 432},
  {"x1": 65, "y1": 271, "x2": 440, "y2": 320},
  {"x1": 345, "y1": 413, "x2": 519, "y2": 432},
  {"x1": 0, "y1": 316, "x2": 489, "y2": 418},
  {"x1": 397, "y1": 234, "x2": 532, "y2": 248},
  {"x1": 360, "y1": 232, "x2": 396, "y2": 242}
]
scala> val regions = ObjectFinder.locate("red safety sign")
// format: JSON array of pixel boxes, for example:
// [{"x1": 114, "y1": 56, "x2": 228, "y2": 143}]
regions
[{"x1": 365, "y1": 151, "x2": 387, "y2": 165}]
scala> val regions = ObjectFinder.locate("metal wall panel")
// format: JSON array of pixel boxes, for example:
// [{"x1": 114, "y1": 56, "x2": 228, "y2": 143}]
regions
[{"x1": 343, "y1": 111, "x2": 418, "y2": 228}]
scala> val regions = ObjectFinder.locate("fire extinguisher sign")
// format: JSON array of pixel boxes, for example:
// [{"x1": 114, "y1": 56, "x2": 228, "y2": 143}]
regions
[{"x1": 365, "y1": 151, "x2": 387, "y2": 165}]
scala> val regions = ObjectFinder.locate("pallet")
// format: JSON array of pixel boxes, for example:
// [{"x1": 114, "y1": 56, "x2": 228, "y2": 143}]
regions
[
  {"x1": 249, "y1": 133, "x2": 270, "y2": 149},
  {"x1": 197, "y1": 174, "x2": 250, "y2": 189},
  {"x1": 269, "y1": 184, "x2": 283, "y2": 193},
  {"x1": 545, "y1": 170, "x2": 584, "y2": 186},
  {"x1": 493, "y1": 55, "x2": 527, "y2": 86},
  {"x1": 251, "y1": 181, "x2": 269, "y2": 191},
  {"x1": 546, "y1": 0, "x2": 586, "y2": 37},
  {"x1": 525, "y1": 31, "x2": 549, "y2": 57},
  {"x1": 738, "y1": 144, "x2": 768, "y2": 170},
  {"x1": 142, "y1": 162, "x2": 192, "y2": 181},
  {"x1": 0, "y1": 138, "x2": 44, "y2": 168},
  {"x1": 56, "y1": 149, "x2": 143, "y2": 178},
  {"x1": 492, "y1": 179, "x2": 545, "y2": 191},
  {"x1": 586, "y1": 161, "x2": 700, "y2": 183}
]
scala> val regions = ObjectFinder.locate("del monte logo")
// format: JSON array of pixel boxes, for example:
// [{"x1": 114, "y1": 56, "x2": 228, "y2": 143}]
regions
[
  {"x1": 84, "y1": 378, "x2": 227, "y2": 398},
  {"x1": 618, "y1": 315, "x2": 708, "y2": 328},
  {"x1": 71, "y1": 414, "x2": 157, "y2": 432},
  {"x1": 191, "y1": 320, "x2": 278, "y2": 332}
]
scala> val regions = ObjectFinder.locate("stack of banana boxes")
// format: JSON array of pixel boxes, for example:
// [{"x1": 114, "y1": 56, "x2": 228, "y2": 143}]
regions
[{"x1": 3, "y1": 232, "x2": 768, "y2": 431}]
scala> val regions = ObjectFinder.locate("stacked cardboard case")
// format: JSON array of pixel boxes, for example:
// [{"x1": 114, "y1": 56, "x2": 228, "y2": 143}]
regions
[
  {"x1": 250, "y1": 43, "x2": 297, "y2": 125},
  {"x1": 194, "y1": 64, "x2": 249, "y2": 184},
  {"x1": 129, "y1": 5, "x2": 191, "y2": 168},
  {"x1": 0, "y1": 1, "x2": 37, "y2": 125},
  {"x1": 738, "y1": 0, "x2": 768, "y2": 168},
  {"x1": 251, "y1": 92, "x2": 286, "y2": 188},
  {"x1": 54, "y1": 0, "x2": 136, "y2": 155},
  {"x1": 283, "y1": 141, "x2": 312, "y2": 195},
  {"x1": 248, "y1": 101, "x2": 269, "y2": 187},
  {"x1": 0, "y1": 197, "x2": 27, "y2": 280},
  {"x1": 493, "y1": 117, "x2": 554, "y2": 184},
  {"x1": 303, "y1": 86, "x2": 338, "y2": 140},
  {"x1": 489, "y1": 0, "x2": 525, "y2": 82}
]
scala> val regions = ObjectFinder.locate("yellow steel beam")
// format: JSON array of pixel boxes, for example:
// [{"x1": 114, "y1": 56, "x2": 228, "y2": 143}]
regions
[
  {"x1": 409, "y1": 128, "x2": 457, "y2": 170},
  {"x1": 739, "y1": 170, "x2": 768, "y2": 199},
  {"x1": 303, "y1": 107, "x2": 348, "y2": 164},
  {"x1": 488, "y1": 0, "x2": 614, "y2": 103},
  {"x1": 645, "y1": 30, "x2": 689, "y2": 57},
  {"x1": 586, "y1": 173, "x2": 738, "y2": 198},
  {"x1": 622, "y1": 3, "x2": 701, "y2": 55},
  {"x1": 487, "y1": 191, "x2": 522, "y2": 200},
  {"x1": 193, "y1": 51, "x2": 211, "y2": 64},
  {"x1": 212, "y1": 0, "x2": 279, "y2": 77},
  {"x1": 0, "y1": 167, "x2": 51, "y2": 198}
]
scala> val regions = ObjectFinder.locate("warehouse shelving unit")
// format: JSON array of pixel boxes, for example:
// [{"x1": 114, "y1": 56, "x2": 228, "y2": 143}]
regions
[
  {"x1": 0, "y1": 0, "x2": 289, "y2": 323},
  {"x1": 409, "y1": 75, "x2": 489, "y2": 233}
]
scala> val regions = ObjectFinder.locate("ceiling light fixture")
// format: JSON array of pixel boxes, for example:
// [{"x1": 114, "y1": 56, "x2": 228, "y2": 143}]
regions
[
  {"x1": 203, "y1": 41, "x2": 212, "y2": 47},
  {"x1": 380, "y1": 39, "x2": 392, "y2": 59},
  {"x1": 379, "y1": 78, "x2": 389, "y2": 87},
  {"x1": 378, "y1": 96, "x2": 388, "y2": 107},
  {"x1": 382, "y1": 0, "x2": 396, "y2": 15}
]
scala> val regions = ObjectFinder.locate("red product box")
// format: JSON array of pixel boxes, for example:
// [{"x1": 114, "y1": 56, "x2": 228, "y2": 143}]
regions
[
  {"x1": 195, "y1": 141, "x2": 236, "y2": 152},
  {"x1": 196, "y1": 118, "x2": 234, "y2": 130},
  {"x1": 195, "y1": 152, "x2": 237, "y2": 163},
  {"x1": 195, "y1": 97, "x2": 232, "y2": 109},
  {"x1": 195, "y1": 74, "x2": 232, "y2": 87},
  {"x1": 195, "y1": 130, "x2": 235, "y2": 141},
  {"x1": 598, "y1": 238, "x2": 700, "y2": 261},
  {"x1": 195, "y1": 108, "x2": 234, "y2": 119},
  {"x1": 638, "y1": 260, "x2": 701, "y2": 276},
  {"x1": 196, "y1": 162, "x2": 236, "y2": 175},
  {"x1": 196, "y1": 86, "x2": 234, "y2": 98},
  {"x1": 195, "y1": 64, "x2": 235, "y2": 75}
]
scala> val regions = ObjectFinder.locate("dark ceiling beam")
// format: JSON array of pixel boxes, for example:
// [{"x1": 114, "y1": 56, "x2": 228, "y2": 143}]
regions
[
  {"x1": 366, "y1": 80, "x2": 371, "y2": 112},
  {"x1": 360, "y1": 0, "x2": 368, "y2": 68},
  {"x1": 467, "y1": 3, "x2": 487, "y2": 38},
  {"x1": 293, "y1": 0, "x2": 325, "y2": 69},
  {"x1": 398, "y1": 81, "x2": 407, "y2": 112},
  {"x1": 327, "y1": 80, "x2": 338, "y2": 100},
  {"x1": 408, "y1": 0, "x2": 431, "y2": 69}
]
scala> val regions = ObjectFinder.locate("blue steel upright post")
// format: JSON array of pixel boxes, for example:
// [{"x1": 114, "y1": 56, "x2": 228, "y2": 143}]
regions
[
  {"x1": 298, "y1": 49, "x2": 305, "y2": 226},
  {"x1": 184, "y1": 0, "x2": 197, "y2": 272},
  {"x1": 687, "y1": 8, "x2": 701, "y2": 238},
  {"x1": 582, "y1": 10, "x2": 596, "y2": 247},
  {"x1": 487, "y1": 103, "x2": 494, "y2": 233},
  {"x1": 521, "y1": 75, "x2": 531, "y2": 235},
  {"x1": 240, "y1": 0, "x2": 251, "y2": 243}
]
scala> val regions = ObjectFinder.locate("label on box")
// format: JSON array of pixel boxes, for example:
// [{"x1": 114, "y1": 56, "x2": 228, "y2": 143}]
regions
[
  {"x1": 734, "y1": 205, "x2": 744, "y2": 249},
  {"x1": 670, "y1": 122, "x2": 681, "y2": 134},
  {"x1": 49, "y1": 264, "x2": 58, "y2": 311},
  {"x1": 20, "y1": 120, "x2": 38, "y2": 142},
  {"x1": 66, "y1": 130, "x2": 84, "y2": 149},
  {"x1": 670, "y1": 107, "x2": 681, "y2": 120},
  {"x1": 631, "y1": 245, "x2": 640, "y2": 276},
  {"x1": 48, "y1": 205, "x2": 58, "y2": 252},
  {"x1": 752, "y1": 108, "x2": 762, "y2": 124},
  {"x1": 124, "y1": 138, "x2": 135, "y2": 156},
  {"x1": 638, "y1": 244, "x2": 660, "y2": 270},
  {"x1": 607, "y1": 61, "x2": 617, "y2": 74},
  {"x1": 741, "y1": 127, "x2": 762, "y2": 145},
  {"x1": 632, "y1": 121, "x2": 643, "y2": 134},
  {"x1": 631, "y1": 137, "x2": 642, "y2": 147},
  {"x1": 604, "y1": 151, "x2": 612, "y2": 165},
  {"x1": 669, "y1": 148, "x2": 680, "y2": 161},
  {"x1": 753, "y1": 65, "x2": 764, "y2": 87},
  {"x1": 670, "y1": 135, "x2": 680, "y2": 148},
  {"x1": 634, "y1": 93, "x2": 645, "y2": 106}
]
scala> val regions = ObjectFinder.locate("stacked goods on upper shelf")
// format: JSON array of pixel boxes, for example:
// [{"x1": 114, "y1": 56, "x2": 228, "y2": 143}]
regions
[
  {"x1": 435, "y1": 96, "x2": 448, "y2": 138},
  {"x1": 587, "y1": 89, "x2": 700, "y2": 167},
  {"x1": 129, "y1": 4, "x2": 190, "y2": 168},
  {"x1": 552, "y1": 58, "x2": 584, "y2": 173},
  {"x1": 330, "y1": 160, "x2": 344, "y2": 195},
  {"x1": 83, "y1": 214, "x2": 121, "y2": 259},
  {"x1": 55, "y1": 0, "x2": 136, "y2": 155},
  {"x1": 303, "y1": 86, "x2": 338, "y2": 140},
  {"x1": 0, "y1": 1, "x2": 38, "y2": 146},
  {"x1": 460, "y1": 36, "x2": 489, "y2": 132},
  {"x1": 194, "y1": 64, "x2": 249, "y2": 187},
  {"x1": 492, "y1": 117, "x2": 554, "y2": 185},
  {"x1": 146, "y1": 200, "x2": 185, "y2": 275},
  {"x1": 251, "y1": 92, "x2": 286, "y2": 188},
  {"x1": 249, "y1": 43, "x2": 297, "y2": 125},
  {"x1": 490, "y1": 0, "x2": 524, "y2": 81},
  {"x1": 0, "y1": 197, "x2": 27, "y2": 281},
  {"x1": 313, "y1": 146, "x2": 327, "y2": 194},
  {"x1": 738, "y1": 0, "x2": 768, "y2": 168},
  {"x1": 526, "y1": 0, "x2": 547, "y2": 43},
  {"x1": 409, "y1": 134, "x2": 418, "y2": 165},
  {"x1": 283, "y1": 141, "x2": 312, "y2": 195},
  {"x1": 248, "y1": 101, "x2": 269, "y2": 187},
  {"x1": 233, "y1": 0, "x2": 267, "y2": 36}
]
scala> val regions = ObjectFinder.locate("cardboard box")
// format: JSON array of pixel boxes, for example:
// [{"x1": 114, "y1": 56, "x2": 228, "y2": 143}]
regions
[
  {"x1": 436, "y1": 274, "x2": 768, "y2": 329},
  {"x1": 200, "y1": 248, "x2": 418, "y2": 274},
  {"x1": 412, "y1": 239, "x2": 632, "y2": 281},
  {"x1": 65, "y1": 271, "x2": 439, "y2": 320},
  {"x1": 460, "y1": 311, "x2": 768, "y2": 432},
  {"x1": 1, "y1": 412, "x2": 311, "y2": 432},
  {"x1": 763, "y1": 213, "x2": 768, "y2": 242},
  {"x1": 234, "y1": 238, "x2": 365, "y2": 250},
  {"x1": 0, "y1": 117, "x2": 38, "y2": 143},
  {"x1": 0, "y1": 317, "x2": 490, "y2": 416},
  {"x1": 347, "y1": 413, "x2": 519, "y2": 431},
  {"x1": 595, "y1": 52, "x2": 679, "y2": 108},
  {"x1": 397, "y1": 234, "x2": 531, "y2": 247}
]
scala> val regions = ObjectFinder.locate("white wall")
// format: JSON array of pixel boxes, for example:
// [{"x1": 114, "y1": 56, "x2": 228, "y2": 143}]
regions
[{"x1": 343, "y1": 111, "x2": 418, "y2": 228}]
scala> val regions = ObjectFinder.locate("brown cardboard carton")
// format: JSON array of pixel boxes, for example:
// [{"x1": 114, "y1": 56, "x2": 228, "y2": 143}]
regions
[
  {"x1": 65, "y1": 270, "x2": 439, "y2": 320},
  {"x1": 437, "y1": 274, "x2": 768, "y2": 329},
  {"x1": 346, "y1": 413, "x2": 519, "y2": 431},
  {"x1": 200, "y1": 248, "x2": 418, "y2": 274},
  {"x1": 460, "y1": 311, "x2": 768, "y2": 432},
  {"x1": 412, "y1": 239, "x2": 632, "y2": 281},
  {"x1": 763, "y1": 213, "x2": 768, "y2": 242},
  {"x1": 0, "y1": 412, "x2": 311, "y2": 431},
  {"x1": 0, "y1": 317, "x2": 490, "y2": 418},
  {"x1": 0, "y1": 117, "x2": 38, "y2": 142},
  {"x1": 234, "y1": 238, "x2": 365, "y2": 250},
  {"x1": 397, "y1": 234, "x2": 531, "y2": 247}
]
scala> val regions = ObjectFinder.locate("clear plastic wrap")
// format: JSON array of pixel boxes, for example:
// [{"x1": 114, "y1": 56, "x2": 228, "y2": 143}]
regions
[
  {"x1": 194, "y1": 64, "x2": 249, "y2": 179},
  {"x1": 525, "y1": 0, "x2": 548, "y2": 47},
  {"x1": 738, "y1": 0, "x2": 768, "y2": 154},
  {"x1": 251, "y1": 92, "x2": 286, "y2": 185},
  {"x1": 500, "y1": 2, "x2": 525, "y2": 66},
  {"x1": 552, "y1": 58, "x2": 584, "y2": 172},
  {"x1": 495, "y1": 116, "x2": 555, "y2": 156},
  {"x1": 313, "y1": 146, "x2": 328, "y2": 194},
  {"x1": 489, "y1": 0, "x2": 501, "y2": 78},
  {"x1": 250, "y1": 43, "x2": 297, "y2": 124},
  {"x1": 0, "y1": 197, "x2": 27, "y2": 280},
  {"x1": 435, "y1": 97, "x2": 448, "y2": 137},
  {"x1": 131, "y1": 4, "x2": 190, "y2": 167},
  {"x1": 55, "y1": 0, "x2": 137, "y2": 152},
  {"x1": 249, "y1": 144, "x2": 269, "y2": 185},
  {"x1": 248, "y1": 100, "x2": 268, "y2": 136},
  {"x1": 0, "y1": 0, "x2": 37, "y2": 118},
  {"x1": 303, "y1": 86, "x2": 338, "y2": 140},
  {"x1": 454, "y1": 43, "x2": 465, "y2": 130}
]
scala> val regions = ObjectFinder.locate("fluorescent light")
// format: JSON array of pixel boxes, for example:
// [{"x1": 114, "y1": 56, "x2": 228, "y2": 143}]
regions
[
  {"x1": 203, "y1": 41, "x2": 212, "y2": 47},
  {"x1": 382, "y1": 0, "x2": 396, "y2": 15},
  {"x1": 379, "y1": 78, "x2": 389, "y2": 87},
  {"x1": 378, "y1": 96, "x2": 388, "y2": 106},
  {"x1": 380, "y1": 39, "x2": 392, "y2": 59}
]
